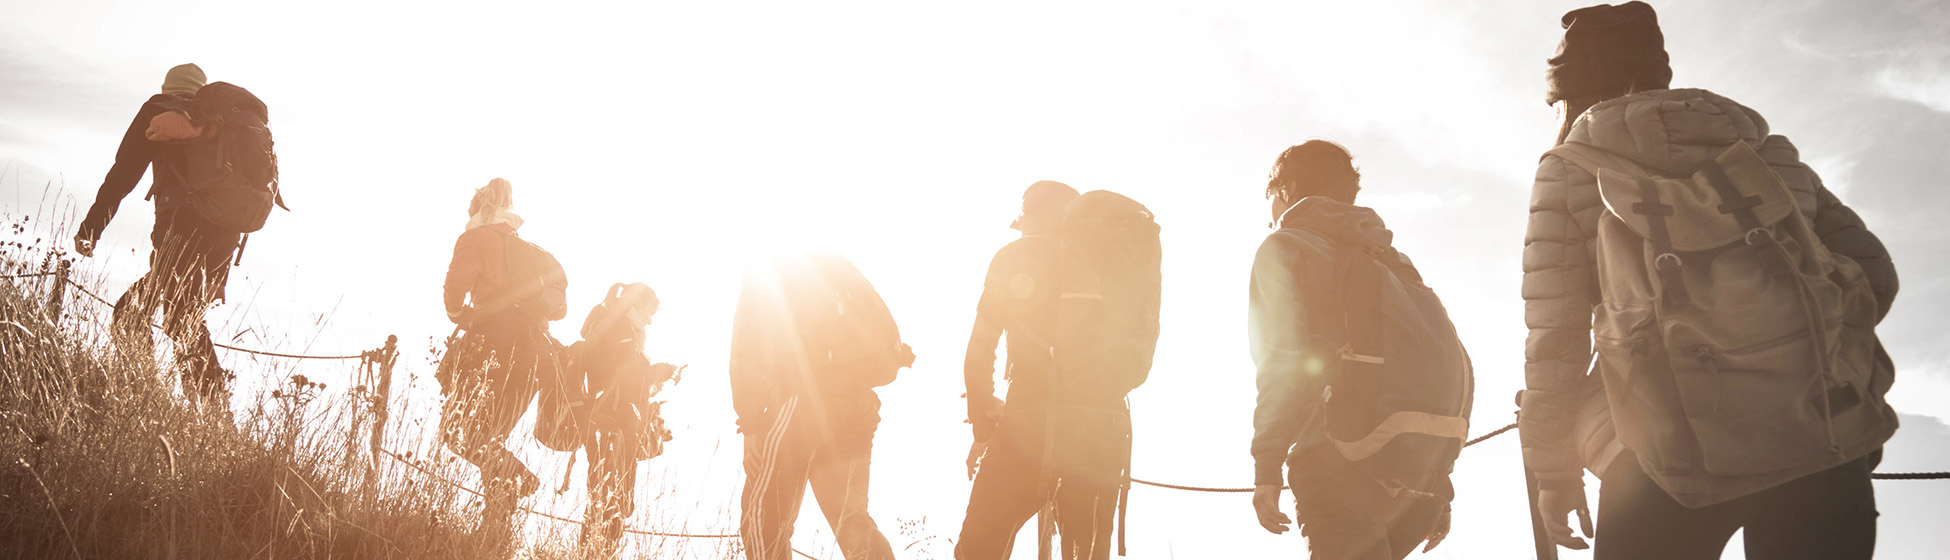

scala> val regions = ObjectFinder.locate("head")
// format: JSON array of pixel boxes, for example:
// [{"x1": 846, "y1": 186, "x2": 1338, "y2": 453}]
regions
[
  {"x1": 468, "y1": 177, "x2": 514, "y2": 218},
  {"x1": 1546, "y1": 2, "x2": 1672, "y2": 143},
  {"x1": 161, "y1": 63, "x2": 206, "y2": 97},
  {"x1": 1011, "y1": 180, "x2": 1079, "y2": 235},
  {"x1": 612, "y1": 282, "x2": 660, "y2": 321},
  {"x1": 1266, "y1": 140, "x2": 1361, "y2": 224}
]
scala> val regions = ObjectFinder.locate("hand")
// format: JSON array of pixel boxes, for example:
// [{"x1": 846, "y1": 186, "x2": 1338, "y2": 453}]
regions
[
  {"x1": 1536, "y1": 486, "x2": 1594, "y2": 550},
  {"x1": 965, "y1": 440, "x2": 987, "y2": 480},
  {"x1": 73, "y1": 236, "x2": 95, "y2": 258},
  {"x1": 1252, "y1": 484, "x2": 1291, "y2": 534},
  {"x1": 145, "y1": 111, "x2": 204, "y2": 142},
  {"x1": 450, "y1": 306, "x2": 475, "y2": 329},
  {"x1": 1423, "y1": 506, "x2": 1452, "y2": 552}
]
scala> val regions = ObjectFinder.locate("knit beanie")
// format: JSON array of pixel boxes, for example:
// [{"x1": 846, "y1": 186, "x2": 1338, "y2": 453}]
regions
[
  {"x1": 1545, "y1": 2, "x2": 1672, "y2": 105},
  {"x1": 160, "y1": 63, "x2": 206, "y2": 96}
]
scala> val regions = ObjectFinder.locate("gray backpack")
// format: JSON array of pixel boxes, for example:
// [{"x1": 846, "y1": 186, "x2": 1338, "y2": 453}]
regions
[{"x1": 1548, "y1": 140, "x2": 1883, "y2": 478}]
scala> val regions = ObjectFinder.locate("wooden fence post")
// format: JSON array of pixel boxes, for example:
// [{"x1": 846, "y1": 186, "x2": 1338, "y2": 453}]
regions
[{"x1": 47, "y1": 260, "x2": 70, "y2": 323}]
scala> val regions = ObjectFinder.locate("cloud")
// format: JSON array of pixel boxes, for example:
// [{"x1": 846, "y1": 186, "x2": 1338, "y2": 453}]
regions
[{"x1": 1875, "y1": 51, "x2": 1950, "y2": 113}]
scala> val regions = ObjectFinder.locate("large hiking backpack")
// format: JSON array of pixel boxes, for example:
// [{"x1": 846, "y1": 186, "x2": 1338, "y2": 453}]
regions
[
  {"x1": 174, "y1": 82, "x2": 283, "y2": 234},
  {"x1": 1548, "y1": 140, "x2": 1884, "y2": 478},
  {"x1": 490, "y1": 232, "x2": 570, "y2": 325},
  {"x1": 1052, "y1": 190, "x2": 1162, "y2": 397},
  {"x1": 797, "y1": 253, "x2": 912, "y2": 388},
  {"x1": 1303, "y1": 238, "x2": 1473, "y2": 495},
  {"x1": 534, "y1": 338, "x2": 590, "y2": 452}
]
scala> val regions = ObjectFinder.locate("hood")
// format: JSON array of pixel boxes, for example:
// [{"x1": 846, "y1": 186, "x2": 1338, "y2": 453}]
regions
[
  {"x1": 1276, "y1": 196, "x2": 1393, "y2": 248},
  {"x1": 1567, "y1": 88, "x2": 1771, "y2": 175}
]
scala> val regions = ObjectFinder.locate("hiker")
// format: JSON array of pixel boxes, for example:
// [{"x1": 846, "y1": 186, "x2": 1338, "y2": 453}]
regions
[
  {"x1": 437, "y1": 177, "x2": 568, "y2": 541},
  {"x1": 958, "y1": 185, "x2": 1161, "y2": 560},
  {"x1": 73, "y1": 63, "x2": 281, "y2": 416},
  {"x1": 1247, "y1": 140, "x2": 1472, "y2": 560},
  {"x1": 569, "y1": 282, "x2": 678, "y2": 555},
  {"x1": 1521, "y1": 3, "x2": 1901, "y2": 558},
  {"x1": 731, "y1": 251, "x2": 912, "y2": 560}
]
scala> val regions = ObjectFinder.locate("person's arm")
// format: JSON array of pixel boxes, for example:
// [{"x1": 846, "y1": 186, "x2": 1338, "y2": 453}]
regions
[
  {"x1": 442, "y1": 232, "x2": 481, "y2": 324},
  {"x1": 964, "y1": 248, "x2": 1011, "y2": 442},
  {"x1": 78, "y1": 98, "x2": 169, "y2": 245},
  {"x1": 728, "y1": 270, "x2": 777, "y2": 432},
  {"x1": 1523, "y1": 154, "x2": 1604, "y2": 549},
  {"x1": 1520, "y1": 154, "x2": 1600, "y2": 489},
  {"x1": 1248, "y1": 232, "x2": 1331, "y2": 487}
]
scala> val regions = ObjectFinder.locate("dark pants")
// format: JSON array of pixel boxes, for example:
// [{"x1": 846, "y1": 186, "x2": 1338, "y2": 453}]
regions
[
  {"x1": 740, "y1": 393, "x2": 894, "y2": 560},
  {"x1": 1593, "y1": 450, "x2": 1879, "y2": 560},
  {"x1": 111, "y1": 207, "x2": 239, "y2": 405},
  {"x1": 1289, "y1": 446, "x2": 1444, "y2": 560},
  {"x1": 438, "y1": 324, "x2": 543, "y2": 532},
  {"x1": 581, "y1": 424, "x2": 639, "y2": 553},
  {"x1": 956, "y1": 406, "x2": 1130, "y2": 560}
]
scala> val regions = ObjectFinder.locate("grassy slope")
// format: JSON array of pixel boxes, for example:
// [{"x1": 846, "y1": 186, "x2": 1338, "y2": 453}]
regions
[{"x1": 0, "y1": 255, "x2": 579, "y2": 560}]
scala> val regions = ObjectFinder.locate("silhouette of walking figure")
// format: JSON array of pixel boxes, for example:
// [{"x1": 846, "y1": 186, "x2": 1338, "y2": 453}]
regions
[
  {"x1": 732, "y1": 251, "x2": 910, "y2": 560},
  {"x1": 436, "y1": 178, "x2": 567, "y2": 545},
  {"x1": 75, "y1": 63, "x2": 278, "y2": 421},
  {"x1": 1522, "y1": 3, "x2": 1901, "y2": 558}
]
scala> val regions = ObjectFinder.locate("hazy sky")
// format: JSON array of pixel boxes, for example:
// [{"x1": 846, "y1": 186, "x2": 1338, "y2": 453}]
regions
[{"x1": 3, "y1": 1, "x2": 1947, "y2": 558}]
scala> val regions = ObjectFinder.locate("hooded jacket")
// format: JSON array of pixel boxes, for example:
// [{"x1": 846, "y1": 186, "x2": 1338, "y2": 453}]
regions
[
  {"x1": 1521, "y1": 88, "x2": 1899, "y2": 505},
  {"x1": 1250, "y1": 197, "x2": 1406, "y2": 486}
]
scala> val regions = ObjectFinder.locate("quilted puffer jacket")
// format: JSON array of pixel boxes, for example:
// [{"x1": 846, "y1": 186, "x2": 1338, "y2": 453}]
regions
[{"x1": 1520, "y1": 88, "x2": 1899, "y2": 506}]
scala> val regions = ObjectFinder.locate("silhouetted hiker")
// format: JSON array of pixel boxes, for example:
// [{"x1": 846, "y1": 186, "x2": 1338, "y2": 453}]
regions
[
  {"x1": 1522, "y1": 3, "x2": 1901, "y2": 558},
  {"x1": 1247, "y1": 140, "x2": 1472, "y2": 560},
  {"x1": 73, "y1": 63, "x2": 281, "y2": 418},
  {"x1": 436, "y1": 177, "x2": 568, "y2": 543},
  {"x1": 958, "y1": 186, "x2": 1161, "y2": 560},
  {"x1": 731, "y1": 251, "x2": 912, "y2": 560},
  {"x1": 563, "y1": 282, "x2": 678, "y2": 555}
]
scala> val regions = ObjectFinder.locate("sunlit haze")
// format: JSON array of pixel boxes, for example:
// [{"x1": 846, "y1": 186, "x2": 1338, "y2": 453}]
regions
[{"x1": 3, "y1": 1, "x2": 1947, "y2": 558}]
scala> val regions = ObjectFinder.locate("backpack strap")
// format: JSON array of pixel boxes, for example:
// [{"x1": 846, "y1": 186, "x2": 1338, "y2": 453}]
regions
[
  {"x1": 1335, "y1": 247, "x2": 1386, "y2": 366},
  {"x1": 1628, "y1": 175, "x2": 1691, "y2": 307}
]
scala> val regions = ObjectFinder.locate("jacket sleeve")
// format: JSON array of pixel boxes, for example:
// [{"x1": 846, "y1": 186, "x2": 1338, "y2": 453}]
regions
[
  {"x1": 963, "y1": 248, "x2": 1009, "y2": 442},
  {"x1": 1520, "y1": 154, "x2": 1604, "y2": 491},
  {"x1": 79, "y1": 99, "x2": 168, "y2": 241},
  {"x1": 1759, "y1": 135, "x2": 1899, "y2": 320},
  {"x1": 1248, "y1": 233, "x2": 1331, "y2": 486},
  {"x1": 1809, "y1": 182, "x2": 1899, "y2": 321},
  {"x1": 442, "y1": 232, "x2": 480, "y2": 320}
]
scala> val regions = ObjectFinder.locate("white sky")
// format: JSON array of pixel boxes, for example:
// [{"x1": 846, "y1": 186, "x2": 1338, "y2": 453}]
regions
[{"x1": 3, "y1": 1, "x2": 1948, "y2": 558}]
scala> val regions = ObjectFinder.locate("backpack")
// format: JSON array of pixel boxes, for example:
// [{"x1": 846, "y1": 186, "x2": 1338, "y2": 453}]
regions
[
  {"x1": 533, "y1": 339, "x2": 590, "y2": 452},
  {"x1": 798, "y1": 253, "x2": 912, "y2": 388},
  {"x1": 1052, "y1": 190, "x2": 1162, "y2": 399},
  {"x1": 172, "y1": 82, "x2": 284, "y2": 234},
  {"x1": 1548, "y1": 140, "x2": 1883, "y2": 477},
  {"x1": 492, "y1": 232, "x2": 570, "y2": 325},
  {"x1": 1309, "y1": 240, "x2": 1473, "y2": 497}
]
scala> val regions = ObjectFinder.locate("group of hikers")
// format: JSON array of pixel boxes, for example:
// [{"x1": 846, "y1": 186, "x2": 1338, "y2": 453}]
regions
[{"x1": 69, "y1": 2, "x2": 1904, "y2": 559}]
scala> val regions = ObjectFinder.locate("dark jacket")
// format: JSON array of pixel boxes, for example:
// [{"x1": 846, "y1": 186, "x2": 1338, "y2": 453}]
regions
[
  {"x1": 1521, "y1": 88, "x2": 1899, "y2": 505},
  {"x1": 1248, "y1": 197, "x2": 1402, "y2": 486},
  {"x1": 964, "y1": 234, "x2": 1062, "y2": 442},
  {"x1": 80, "y1": 94, "x2": 195, "y2": 241}
]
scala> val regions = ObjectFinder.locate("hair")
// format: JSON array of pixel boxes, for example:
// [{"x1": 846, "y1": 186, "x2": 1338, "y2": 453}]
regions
[
  {"x1": 1266, "y1": 139, "x2": 1361, "y2": 203},
  {"x1": 468, "y1": 177, "x2": 514, "y2": 216}
]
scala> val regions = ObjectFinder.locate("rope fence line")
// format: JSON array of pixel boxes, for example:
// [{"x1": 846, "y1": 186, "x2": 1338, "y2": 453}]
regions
[
  {"x1": 371, "y1": 447, "x2": 822, "y2": 559},
  {"x1": 1129, "y1": 421, "x2": 1521, "y2": 493}
]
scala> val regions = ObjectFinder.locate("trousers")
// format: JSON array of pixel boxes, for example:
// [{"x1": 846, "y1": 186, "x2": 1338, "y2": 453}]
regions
[
  {"x1": 111, "y1": 207, "x2": 239, "y2": 405},
  {"x1": 956, "y1": 406, "x2": 1130, "y2": 560},
  {"x1": 741, "y1": 393, "x2": 894, "y2": 560},
  {"x1": 1288, "y1": 446, "x2": 1444, "y2": 560},
  {"x1": 1593, "y1": 450, "x2": 1879, "y2": 560}
]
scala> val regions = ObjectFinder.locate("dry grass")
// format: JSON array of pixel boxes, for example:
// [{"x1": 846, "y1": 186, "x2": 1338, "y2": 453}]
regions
[{"x1": 0, "y1": 222, "x2": 596, "y2": 560}]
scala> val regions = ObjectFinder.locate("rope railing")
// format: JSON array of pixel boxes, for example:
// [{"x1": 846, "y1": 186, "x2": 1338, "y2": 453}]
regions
[
  {"x1": 372, "y1": 447, "x2": 821, "y2": 559},
  {"x1": 1130, "y1": 421, "x2": 1521, "y2": 493}
]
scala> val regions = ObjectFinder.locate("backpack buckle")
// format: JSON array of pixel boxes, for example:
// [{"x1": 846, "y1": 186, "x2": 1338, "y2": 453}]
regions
[
  {"x1": 1337, "y1": 343, "x2": 1385, "y2": 365},
  {"x1": 1654, "y1": 253, "x2": 1683, "y2": 271},
  {"x1": 1743, "y1": 228, "x2": 1773, "y2": 246}
]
